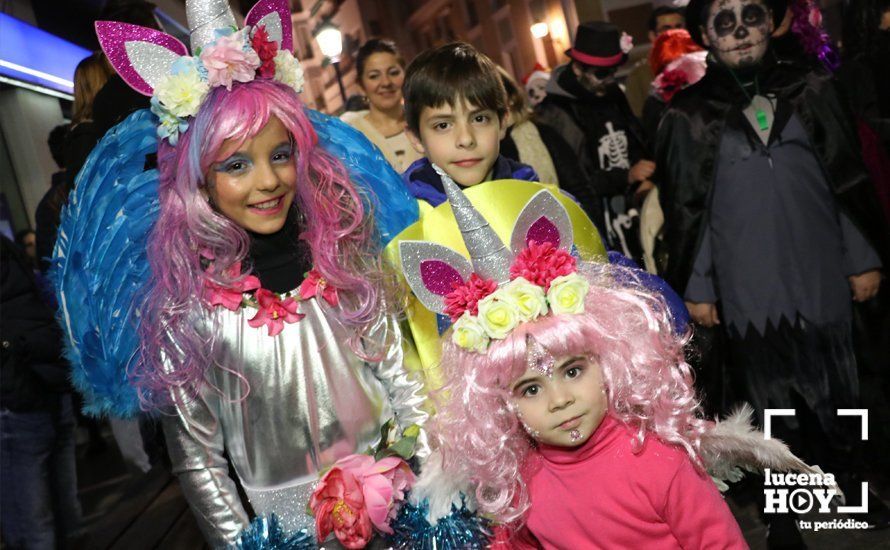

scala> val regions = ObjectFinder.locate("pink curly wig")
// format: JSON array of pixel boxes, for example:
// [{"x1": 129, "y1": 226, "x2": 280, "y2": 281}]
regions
[
  {"x1": 430, "y1": 262, "x2": 708, "y2": 522},
  {"x1": 135, "y1": 79, "x2": 386, "y2": 409}
]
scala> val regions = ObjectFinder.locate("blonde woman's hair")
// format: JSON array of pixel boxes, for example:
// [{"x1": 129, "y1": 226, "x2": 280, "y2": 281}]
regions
[{"x1": 72, "y1": 52, "x2": 114, "y2": 124}]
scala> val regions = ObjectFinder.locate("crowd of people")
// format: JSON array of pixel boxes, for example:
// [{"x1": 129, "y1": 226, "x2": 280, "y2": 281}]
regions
[{"x1": 2, "y1": 0, "x2": 889, "y2": 548}]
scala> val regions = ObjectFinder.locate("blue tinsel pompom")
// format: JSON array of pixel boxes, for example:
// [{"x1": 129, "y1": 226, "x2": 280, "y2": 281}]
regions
[
  {"x1": 384, "y1": 501, "x2": 492, "y2": 550},
  {"x1": 234, "y1": 515, "x2": 316, "y2": 549}
]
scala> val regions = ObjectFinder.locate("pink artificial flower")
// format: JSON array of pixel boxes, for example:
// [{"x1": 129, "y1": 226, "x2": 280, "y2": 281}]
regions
[
  {"x1": 309, "y1": 466, "x2": 373, "y2": 549},
  {"x1": 203, "y1": 262, "x2": 261, "y2": 311},
  {"x1": 654, "y1": 51, "x2": 708, "y2": 102},
  {"x1": 443, "y1": 273, "x2": 498, "y2": 321},
  {"x1": 330, "y1": 454, "x2": 416, "y2": 534},
  {"x1": 808, "y1": 5, "x2": 823, "y2": 28},
  {"x1": 200, "y1": 33, "x2": 261, "y2": 90},
  {"x1": 299, "y1": 269, "x2": 340, "y2": 306},
  {"x1": 620, "y1": 32, "x2": 634, "y2": 54},
  {"x1": 655, "y1": 69, "x2": 689, "y2": 102},
  {"x1": 510, "y1": 240, "x2": 577, "y2": 290},
  {"x1": 379, "y1": 457, "x2": 414, "y2": 523},
  {"x1": 251, "y1": 25, "x2": 279, "y2": 78},
  {"x1": 247, "y1": 288, "x2": 303, "y2": 336}
]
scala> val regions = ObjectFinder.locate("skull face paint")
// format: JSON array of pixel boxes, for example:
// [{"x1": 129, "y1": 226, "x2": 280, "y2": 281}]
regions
[{"x1": 705, "y1": 0, "x2": 773, "y2": 68}]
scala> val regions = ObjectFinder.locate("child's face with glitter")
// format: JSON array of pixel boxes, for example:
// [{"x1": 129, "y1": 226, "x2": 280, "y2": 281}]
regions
[{"x1": 510, "y1": 356, "x2": 608, "y2": 447}]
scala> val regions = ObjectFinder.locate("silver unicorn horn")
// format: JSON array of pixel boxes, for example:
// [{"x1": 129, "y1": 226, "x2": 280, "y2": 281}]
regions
[
  {"x1": 432, "y1": 163, "x2": 513, "y2": 283},
  {"x1": 186, "y1": 0, "x2": 238, "y2": 52}
]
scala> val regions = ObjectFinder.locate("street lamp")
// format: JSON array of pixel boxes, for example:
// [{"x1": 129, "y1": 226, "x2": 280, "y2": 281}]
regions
[
  {"x1": 315, "y1": 23, "x2": 347, "y2": 106},
  {"x1": 530, "y1": 22, "x2": 549, "y2": 39},
  {"x1": 531, "y1": 21, "x2": 558, "y2": 67}
]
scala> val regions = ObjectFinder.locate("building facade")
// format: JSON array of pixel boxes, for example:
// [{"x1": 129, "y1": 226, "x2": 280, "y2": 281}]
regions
[{"x1": 292, "y1": 0, "x2": 582, "y2": 114}]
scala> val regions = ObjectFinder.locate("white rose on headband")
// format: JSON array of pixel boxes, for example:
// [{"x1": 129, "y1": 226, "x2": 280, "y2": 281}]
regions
[
  {"x1": 547, "y1": 273, "x2": 589, "y2": 315},
  {"x1": 155, "y1": 67, "x2": 209, "y2": 118},
  {"x1": 500, "y1": 277, "x2": 548, "y2": 322},
  {"x1": 477, "y1": 293, "x2": 521, "y2": 340},
  {"x1": 273, "y1": 50, "x2": 305, "y2": 94},
  {"x1": 451, "y1": 312, "x2": 490, "y2": 352}
]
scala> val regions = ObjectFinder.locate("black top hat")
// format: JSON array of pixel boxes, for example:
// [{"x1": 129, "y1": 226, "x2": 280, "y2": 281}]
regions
[
  {"x1": 565, "y1": 21, "x2": 629, "y2": 68},
  {"x1": 686, "y1": 0, "x2": 788, "y2": 47}
]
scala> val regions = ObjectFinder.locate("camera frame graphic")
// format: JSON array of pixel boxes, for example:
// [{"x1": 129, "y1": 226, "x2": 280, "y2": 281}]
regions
[{"x1": 763, "y1": 408, "x2": 869, "y2": 514}]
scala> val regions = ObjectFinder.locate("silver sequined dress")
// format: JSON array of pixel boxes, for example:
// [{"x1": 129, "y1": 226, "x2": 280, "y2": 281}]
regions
[{"x1": 161, "y1": 294, "x2": 428, "y2": 548}]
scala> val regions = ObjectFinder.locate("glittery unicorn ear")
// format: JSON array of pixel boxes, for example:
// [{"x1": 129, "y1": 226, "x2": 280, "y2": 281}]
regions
[
  {"x1": 245, "y1": 0, "x2": 294, "y2": 53},
  {"x1": 95, "y1": 21, "x2": 188, "y2": 96},
  {"x1": 399, "y1": 241, "x2": 474, "y2": 314},
  {"x1": 510, "y1": 189, "x2": 574, "y2": 254}
]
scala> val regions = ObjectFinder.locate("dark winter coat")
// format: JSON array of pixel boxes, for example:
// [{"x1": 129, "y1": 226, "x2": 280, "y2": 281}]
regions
[
  {"x1": 0, "y1": 237, "x2": 71, "y2": 411},
  {"x1": 655, "y1": 55, "x2": 890, "y2": 295},
  {"x1": 535, "y1": 64, "x2": 649, "y2": 198}
]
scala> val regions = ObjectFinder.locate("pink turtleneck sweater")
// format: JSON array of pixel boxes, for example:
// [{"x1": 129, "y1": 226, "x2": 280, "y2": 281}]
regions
[{"x1": 514, "y1": 415, "x2": 747, "y2": 549}]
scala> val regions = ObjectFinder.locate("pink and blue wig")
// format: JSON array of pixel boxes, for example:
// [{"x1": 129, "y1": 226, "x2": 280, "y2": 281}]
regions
[{"x1": 135, "y1": 79, "x2": 384, "y2": 408}]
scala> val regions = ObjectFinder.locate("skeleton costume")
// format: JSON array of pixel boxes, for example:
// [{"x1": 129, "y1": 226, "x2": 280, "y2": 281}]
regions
[
  {"x1": 53, "y1": 1, "x2": 429, "y2": 547},
  {"x1": 657, "y1": 0, "x2": 888, "y2": 470},
  {"x1": 536, "y1": 22, "x2": 649, "y2": 263}
]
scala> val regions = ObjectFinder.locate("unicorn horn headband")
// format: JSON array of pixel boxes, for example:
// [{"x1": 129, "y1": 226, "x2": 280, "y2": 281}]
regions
[
  {"x1": 186, "y1": 0, "x2": 236, "y2": 52},
  {"x1": 96, "y1": 0, "x2": 304, "y2": 145},
  {"x1": 399, "y1": 182, "x2": 590, "y2": 353},
  {"x1": 432, "y1": 164, "x2": 513, "y2": 283}
]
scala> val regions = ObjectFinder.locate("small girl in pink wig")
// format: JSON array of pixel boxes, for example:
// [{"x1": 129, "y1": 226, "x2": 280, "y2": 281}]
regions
[
  {"x1": 429, "y1": 262, "x2": 747, "y2": 548},
  {"x1": 398, "y1": 175, "x2": 809, "y2": 548}
]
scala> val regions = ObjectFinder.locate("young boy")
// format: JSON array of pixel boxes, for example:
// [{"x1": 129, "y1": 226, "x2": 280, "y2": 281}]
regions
[{"x1": 402, "y1": 42, "x2": 538, "y2": 205}]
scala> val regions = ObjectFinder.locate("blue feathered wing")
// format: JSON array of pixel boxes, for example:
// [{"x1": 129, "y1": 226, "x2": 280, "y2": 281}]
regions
[
  {"x1": 53, "y1": 109, "x2": 419, "y2": 418},
  {"x1": 307, "y1": 110, "x2": 417, "y2": 243}
]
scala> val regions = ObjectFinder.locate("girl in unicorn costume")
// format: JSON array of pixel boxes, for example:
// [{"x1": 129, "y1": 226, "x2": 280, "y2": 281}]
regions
[
  {"x1": 53, "y1": 0, "x2": 444, "y2": 547},
  {"x1": 398, "y1": 173, "x2": 824, "y2": 547}
]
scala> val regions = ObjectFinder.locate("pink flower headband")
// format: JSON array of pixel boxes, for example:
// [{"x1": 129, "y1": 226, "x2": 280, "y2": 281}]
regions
[{"x1": 96, "y1": 0, "x2": 303, "y2": 144}]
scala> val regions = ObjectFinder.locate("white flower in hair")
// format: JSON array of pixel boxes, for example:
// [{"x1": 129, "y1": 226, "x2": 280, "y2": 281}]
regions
[
  {"x1": 547, "y1": 273, "x2": 589, "y2": 315},
  {"x1": 476, "y1": 293, "x2": 521, "y2": 340},
  {"x1": 154, "y1": 66, "x2": 210, "y2": 118},
  {"x1": 500, "y1": 277, "x2": 548, "y2": 323},
  {"x1": 451, "y1": 313, "x2": 490, "y2": 352},
  {"x1": 273, "y1": 50, "x2": 305, "y2": 94}
]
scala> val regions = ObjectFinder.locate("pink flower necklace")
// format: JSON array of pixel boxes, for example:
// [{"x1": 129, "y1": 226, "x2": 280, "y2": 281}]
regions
[{"x1": 203, "y1": 262, "x2": 339, "y2": 337}]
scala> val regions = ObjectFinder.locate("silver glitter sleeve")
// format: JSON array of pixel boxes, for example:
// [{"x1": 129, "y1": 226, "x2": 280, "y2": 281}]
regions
[
  {"x1": 161, "y1": 391, "x2": 249, "y2": 549},
  {"x1": 367, "y1": 314, "x2": 431, "y2": 460}
]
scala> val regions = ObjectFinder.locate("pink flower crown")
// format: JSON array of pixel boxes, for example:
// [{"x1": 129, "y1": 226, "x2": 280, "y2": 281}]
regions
[{"x1": 96, "y1": 0, "x2": 303, "y2": 144}]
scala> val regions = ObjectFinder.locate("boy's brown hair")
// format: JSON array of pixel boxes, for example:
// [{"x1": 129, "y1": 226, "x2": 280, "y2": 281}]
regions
[{"x1": 403, "y1": 42, "x2": 508, "y2": 134}]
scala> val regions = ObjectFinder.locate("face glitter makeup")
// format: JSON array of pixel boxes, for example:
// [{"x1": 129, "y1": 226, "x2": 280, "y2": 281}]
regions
[
  {"x1": 570, "y1": 429, "x2": 582, "y2": 442},
  {"x1": 523, "y1": 421, "x2": 542, "y2": 440},
  {"x1": 514, "y1": 406, "x2": 543, "y2": 440},
  {"x1": 527, "y1": 335, "x2": 556, "y2": 378}
]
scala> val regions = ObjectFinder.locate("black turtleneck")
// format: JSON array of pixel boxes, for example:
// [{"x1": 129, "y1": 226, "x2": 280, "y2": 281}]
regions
[{"x1": 246, "y1": 212, "x2": 310, "y2": 294}]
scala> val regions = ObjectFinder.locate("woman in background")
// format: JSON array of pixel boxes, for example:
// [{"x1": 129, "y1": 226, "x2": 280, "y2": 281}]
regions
[
  {"x1": 35, "y1": 52, "x2": 114, "y2": 270},
  {"x1": 341, "y1": 38, "x2": 422, "y2": 173}
]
